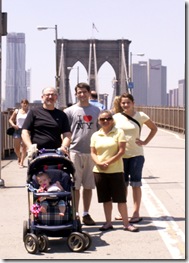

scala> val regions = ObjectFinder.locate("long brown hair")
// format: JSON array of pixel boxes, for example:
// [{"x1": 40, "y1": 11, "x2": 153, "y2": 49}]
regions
[{"x1": 112, "y1": 96, "x2": 122, "y2": 113}]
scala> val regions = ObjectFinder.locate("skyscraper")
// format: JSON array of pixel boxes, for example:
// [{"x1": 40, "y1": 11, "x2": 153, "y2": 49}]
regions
[
  {"x1": 26, "y1": 68, "x2": 31, "y2": 102},
  {"x1": 132, "y1": 61, "x2": 148, "y2": 105},
  {"x1": 178, "y1": 79, "x2": 185, "y2": 107},
  {"x1": 132, "y1": 59, "x2": 167, "y2": 106},
  {"x1": 5, "y1": 33, "x2": 26, "y2": 109},
  {"x1": 147, "y1": 59, "x2": 167, "y2": 106}
]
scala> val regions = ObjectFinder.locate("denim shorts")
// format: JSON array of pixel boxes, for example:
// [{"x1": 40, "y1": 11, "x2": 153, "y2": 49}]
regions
[
  {"x1": 13, "y1": 128, "x2": 22, "y2": 139},
  {"x1": 123, "y1": 156, "x2": 145, "y2": 187}
]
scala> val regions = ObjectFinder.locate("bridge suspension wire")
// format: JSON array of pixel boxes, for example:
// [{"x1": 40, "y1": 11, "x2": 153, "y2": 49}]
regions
[
  {"x1": 58, "y1": 43, "x2": 67, "y2": 108},
  {"x1": 88, "y1": 42, "x2": 98, "y2": 92},
  {"x1": 88, "y1": 43, "x2": 92, "y2": 83},
  {"x1": 93, "y1": 43, "x2": 99, "y2": 93},
  {"x1": 121, "y1": 43, "x2": 130, "y2": 93}
]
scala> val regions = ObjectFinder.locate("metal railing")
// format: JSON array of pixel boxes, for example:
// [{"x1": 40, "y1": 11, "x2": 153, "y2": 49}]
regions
[
  {"x1": 0, "y1": 107, "x2": 185, "y2": 159},
  {"x1": 1, "y1": 110, "x2": 14, "y2": 159},
  {"x1": 135, "y1": 106, "x2": 185, "y2": 134}
]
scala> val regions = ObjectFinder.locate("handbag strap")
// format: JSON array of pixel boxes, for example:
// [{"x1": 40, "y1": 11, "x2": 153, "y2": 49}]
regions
[{"x1": 121, "y1": 112, "x2": 141, "y2": 135}]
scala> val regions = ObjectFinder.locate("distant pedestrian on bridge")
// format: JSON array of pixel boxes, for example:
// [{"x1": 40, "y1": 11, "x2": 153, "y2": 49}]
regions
[
  {"x1": 113, "y1": 93, "x2": 157, "y2": 223},
  {"x1": 89, "y1": 90, "x2": 105, "y2": 110},
  {"x1": 9, "y1": 99, "x2": 29, "y2": 168}
]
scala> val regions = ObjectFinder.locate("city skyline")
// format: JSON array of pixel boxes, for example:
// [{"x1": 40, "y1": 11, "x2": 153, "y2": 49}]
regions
[
  {"x1": 5, "y1": 33, "x2": 27, "y2": 109},
  {"x1": 2, "y1": 0, "x2": 185, "y2": 103}
]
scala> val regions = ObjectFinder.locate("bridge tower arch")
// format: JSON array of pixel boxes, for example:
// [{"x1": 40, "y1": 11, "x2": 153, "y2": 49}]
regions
[{"x1": 57, "y1": 38, "x2": 131, "y2": 108}]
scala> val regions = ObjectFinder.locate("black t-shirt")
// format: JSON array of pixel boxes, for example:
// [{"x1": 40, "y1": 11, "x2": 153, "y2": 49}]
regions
[{"x1": 22, "y1": 106, "x2": 70, "y2": 150}]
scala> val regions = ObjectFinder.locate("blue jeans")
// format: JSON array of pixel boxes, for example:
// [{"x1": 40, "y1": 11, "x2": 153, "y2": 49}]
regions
[{"x1": 123, "y1": 156, "x2": 145, "y2": 187}]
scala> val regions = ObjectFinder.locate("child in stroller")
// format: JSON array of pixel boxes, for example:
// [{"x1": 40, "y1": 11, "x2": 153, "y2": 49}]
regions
[
  {"x1": 35, "y1": 171, "x2": 66, "y2": 216},
  {"x1": 23, "y1": 149, "x2": 92, "y2": 254}
]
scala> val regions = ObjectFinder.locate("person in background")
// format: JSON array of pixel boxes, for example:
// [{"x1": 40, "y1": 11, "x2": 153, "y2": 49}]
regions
[
  {"x1": 67, "y1": 103, "x2": 73, "y2": 108},
  {"x1": 113, "y1": 93, "x2": 158, "y2": 223},
  {"x1": 64, "y1": 82, "x2": 100, "y2": 225},
  {"x1": 110, "y1": 95, "x2": 122, "y2": 115},
  {"x1": 90, "y1": 110, "x2": 138, "y2": 232},
  {"x1": 22, "y1": 87, "x2": 71, "y2": 161},
  {"x1": 9, "y1": 99, "x2": 29, "y2": 168},
  {"x1": 89, "y1": 90, "x2": 105, "y2": 110}
]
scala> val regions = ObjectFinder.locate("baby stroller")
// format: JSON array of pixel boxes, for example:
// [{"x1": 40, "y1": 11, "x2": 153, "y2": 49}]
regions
[{"x1": 23, "y1": 149, "x2": 92, "y2": 254}]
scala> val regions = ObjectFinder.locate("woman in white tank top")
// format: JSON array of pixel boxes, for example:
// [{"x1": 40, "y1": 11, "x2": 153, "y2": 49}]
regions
[{"x1": 9, "y1": 99, "x2": 29, "y2": 168}]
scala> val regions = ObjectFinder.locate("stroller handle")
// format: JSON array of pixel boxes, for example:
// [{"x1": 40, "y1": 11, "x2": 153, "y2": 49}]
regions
[
  {"x1": 38, "y1": 148, "x2": 66, "y2": 155},
  {"x1": 34, "y1": 191, "x2": 71, "y2": 199}
]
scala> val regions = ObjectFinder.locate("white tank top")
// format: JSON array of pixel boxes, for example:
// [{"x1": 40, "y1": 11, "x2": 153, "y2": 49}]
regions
[{"x1": 16, "y1": 109, "x2": 29, "y2": 128}]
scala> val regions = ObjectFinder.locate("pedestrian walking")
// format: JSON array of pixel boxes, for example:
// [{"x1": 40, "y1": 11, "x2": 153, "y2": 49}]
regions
[
  {"x1": 64, "y1": 82, "x2": 100, "y2": 225},
  {"x1": 113, "y1": 93, "x2": 157, "y2": 222},
  {"x1": 9, "y1": 99, "x2": 30, "y2": 168}
]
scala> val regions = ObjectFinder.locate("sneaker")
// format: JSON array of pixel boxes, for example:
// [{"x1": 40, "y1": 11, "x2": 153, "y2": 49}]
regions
[{"x1": 82, "y1": 214, "x2": 96, "y2": 225}]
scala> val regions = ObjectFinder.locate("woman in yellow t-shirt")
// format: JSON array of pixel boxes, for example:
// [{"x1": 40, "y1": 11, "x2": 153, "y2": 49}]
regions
[{"x1": 90, "y1": 110, "x2": 138, "y2": 232}]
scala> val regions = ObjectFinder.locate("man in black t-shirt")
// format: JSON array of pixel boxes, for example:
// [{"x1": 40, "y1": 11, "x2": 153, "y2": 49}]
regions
[{"x1": 22, "y1": 87, "x2": 71, "y2": 160}]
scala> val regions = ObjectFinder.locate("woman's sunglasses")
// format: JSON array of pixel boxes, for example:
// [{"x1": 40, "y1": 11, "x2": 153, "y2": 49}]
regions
[{"x1": 99, "y1": 117, "x2": 113, "y2": 121}]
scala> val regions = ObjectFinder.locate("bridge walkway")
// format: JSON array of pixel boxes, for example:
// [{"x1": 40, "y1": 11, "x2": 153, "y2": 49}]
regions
[{"x1": 0, "y1": 126, "x2": 185, "y2": 259}]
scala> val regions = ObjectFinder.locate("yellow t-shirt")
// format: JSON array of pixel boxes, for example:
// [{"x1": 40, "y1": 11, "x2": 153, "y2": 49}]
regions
[
  {"x1": 90, "y1": 126, "x2": 126, "y2": 173},
  {"x1": 113, "y1": 112, "x2": 149, "y2": 158}
]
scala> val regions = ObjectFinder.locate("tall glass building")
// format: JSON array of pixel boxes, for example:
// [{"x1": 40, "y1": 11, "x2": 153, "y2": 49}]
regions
[
  {"x1": 5, "y1": 33, "x2": 26, "y2": 109},
  {"x1": 132, "y1": 59, "x2": 167, "y2": 106}
]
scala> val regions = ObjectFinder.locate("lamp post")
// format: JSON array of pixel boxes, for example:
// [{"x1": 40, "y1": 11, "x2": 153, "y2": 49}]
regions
[
  {"x1": 129, "y1": 52, "x2": 144, "y2": 93},
  {"x1": 37, "y1": 25, "x2": 58, "y2": 90},
  {"x1": 103, "y1": 93, "x2": 109, "y2": 109}
]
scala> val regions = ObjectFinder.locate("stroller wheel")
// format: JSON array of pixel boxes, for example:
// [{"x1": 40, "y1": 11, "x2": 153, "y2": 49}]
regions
[
  {"x1": 23, "y1": 220, "x2": 28, "y2": 242},
  {"x1": 24, "y1": 233, "x2": 39, "y2": 254},
  {"x1": 38, "y1": 235, "x2": 49, "y2": 252},
  {"x1": 67, "y1": 232, "x2": 86, "y2": 252},
  {"x1": 81, "y1": 231, "x2": 92, "y2": 250}
]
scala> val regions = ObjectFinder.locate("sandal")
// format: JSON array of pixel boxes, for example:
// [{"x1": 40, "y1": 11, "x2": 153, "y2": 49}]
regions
[
  {"x1": 129, "y1": 217, "x2": 143, "y2": 223},
  {"x1": 123, "y1": 224, "x2": 139, "y2": 232},
  {"x1": 99, "y1": 224, "x2": 114, "y2": 231},
  {"x1": 115, "y1": 214, "x2": 122, "y2": 220}
]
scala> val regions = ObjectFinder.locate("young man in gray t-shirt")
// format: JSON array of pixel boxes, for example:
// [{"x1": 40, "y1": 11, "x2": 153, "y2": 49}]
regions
[{"x1": 64, "y1": 82, "x2": 100, "y2": 225}]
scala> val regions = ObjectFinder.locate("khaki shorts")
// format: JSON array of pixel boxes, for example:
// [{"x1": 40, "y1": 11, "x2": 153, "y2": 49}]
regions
[{"x1": 69, "y1": 152, "x2": 95, "y2": 190}]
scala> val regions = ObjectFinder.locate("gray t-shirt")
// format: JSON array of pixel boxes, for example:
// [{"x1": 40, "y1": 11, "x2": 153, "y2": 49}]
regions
[{"x1": 64, "y1": 104, "x2": 100, "y2": 153}]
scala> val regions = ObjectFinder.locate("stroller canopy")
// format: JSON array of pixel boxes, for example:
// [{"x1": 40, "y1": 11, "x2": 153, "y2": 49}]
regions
[{"x1": 27, "y1": 152, "x2": 75, "y2": 183}]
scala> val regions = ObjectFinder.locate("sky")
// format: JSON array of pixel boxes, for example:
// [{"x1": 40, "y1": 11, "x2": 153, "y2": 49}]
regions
[{"x1": 1, "y1": 0, "x2": 185, "y2": 105}]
